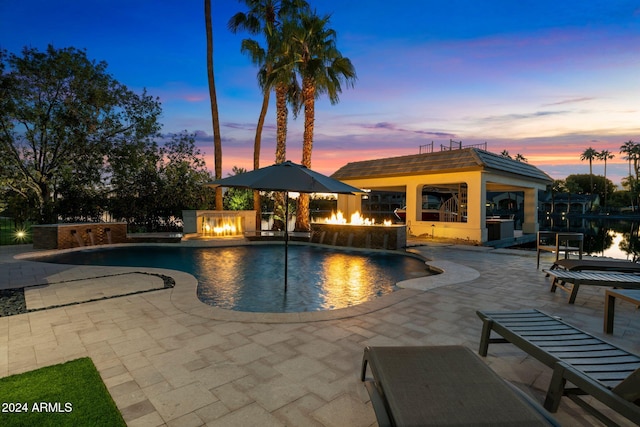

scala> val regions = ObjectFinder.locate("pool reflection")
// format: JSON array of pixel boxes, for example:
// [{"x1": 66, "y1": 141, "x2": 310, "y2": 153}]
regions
[{"x1": 33, "y1": 245, "x2": 430, "y2": 313}]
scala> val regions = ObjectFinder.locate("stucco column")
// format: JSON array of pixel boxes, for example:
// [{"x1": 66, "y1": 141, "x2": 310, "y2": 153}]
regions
[
  {"x1": 405, "y1": 182, "x2": 419, "y2": 236},
  {"x1": 522, "y1": 187, "x2": 539, "y2": 234},
  {"x1": 468, "y1": 174, "x2": 487, "y2": 242},
  {"x1": 337, "y1": 194, "x2": 361, "y2": 217}
]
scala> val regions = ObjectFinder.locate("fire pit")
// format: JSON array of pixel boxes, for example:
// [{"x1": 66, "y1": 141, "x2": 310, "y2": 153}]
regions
[
  {"x1": 182, "y1": 210, "x2": 257, "y2": 238},
  {"x1": 310, "y1": 211, "x2": 406, "y2": 250}
]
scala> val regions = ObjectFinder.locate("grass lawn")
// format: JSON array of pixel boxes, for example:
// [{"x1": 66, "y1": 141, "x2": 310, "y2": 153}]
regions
[{"x1": 0, "y1": 357, "x2": 126, "y2": 427}]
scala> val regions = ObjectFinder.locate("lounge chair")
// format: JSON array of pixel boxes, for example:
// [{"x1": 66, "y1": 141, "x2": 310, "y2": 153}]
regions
[
  {"x1": 551, "y1": 258, "x2": 640, "y2": 274},
  {"x1": 545, "y1": 269, "x2": 640, "y2": 303},
  {"x1": 361, "y1": 345, "x2": 559, "y2": 426},
  {"x1": 477, "y1": 309, "x2": 640, "y2": 426}
]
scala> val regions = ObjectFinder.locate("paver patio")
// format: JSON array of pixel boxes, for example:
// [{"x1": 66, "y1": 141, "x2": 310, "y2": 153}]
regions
[{"x1": 1, "y1": 240, "x2": 638, "y2": 426}]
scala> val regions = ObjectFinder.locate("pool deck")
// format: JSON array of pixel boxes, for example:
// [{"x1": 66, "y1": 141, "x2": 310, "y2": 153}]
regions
[{"x1": 1, "y1": 239, "x2": 639, "y2": 426}]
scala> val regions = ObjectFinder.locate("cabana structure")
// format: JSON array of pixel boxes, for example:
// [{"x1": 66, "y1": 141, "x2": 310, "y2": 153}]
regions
[{"x1": 331, "y1": 147, "x2": 553, "y2": 244}]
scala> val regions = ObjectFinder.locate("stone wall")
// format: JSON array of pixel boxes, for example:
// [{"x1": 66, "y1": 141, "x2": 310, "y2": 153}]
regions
[
  {"x1": 310, "y1": 223, "x2": 406, "y2": 250},
  {"x1": 32, "y1": 223, "x2": 128, "y2": 250}
]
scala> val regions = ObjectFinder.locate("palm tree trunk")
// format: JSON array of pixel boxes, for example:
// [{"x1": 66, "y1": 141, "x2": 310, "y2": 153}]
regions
[
  {"x1": 272, "y1": 83, "x2": 288, "y2": 231},
  {"x1": 253, "y1": 89, "x2": 270, "y2": 228},
  {"x1": 205, "y1": 0, "x2": 223, "y2": 209},
  {"x1": 603, "y1": 158, "x2": 608, "y2": 209},
  {"x1": 295, "y1": 77, "x2": 315, "y2": 231}
]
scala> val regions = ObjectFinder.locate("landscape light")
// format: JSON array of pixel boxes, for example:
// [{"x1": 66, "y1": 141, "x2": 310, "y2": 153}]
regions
[{"x1": 14, "y1": 229, "x2": 28, "y2": 242}]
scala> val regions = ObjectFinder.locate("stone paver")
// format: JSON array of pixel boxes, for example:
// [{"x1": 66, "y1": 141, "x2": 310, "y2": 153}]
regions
[{"x1": 0, "y1": 240, "x2": 638, "y2": 426}]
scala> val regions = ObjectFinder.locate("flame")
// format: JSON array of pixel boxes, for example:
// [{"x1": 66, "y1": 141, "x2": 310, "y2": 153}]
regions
[
  {"x1": 202, "y1": 216, "x2": 242, "y2": 236},
  {"x1": 213, "y1": 223, "x2": 237, "y2": 235},
  {"x1": 322, "y1": 210, "x2": 392, "y2": 226}
]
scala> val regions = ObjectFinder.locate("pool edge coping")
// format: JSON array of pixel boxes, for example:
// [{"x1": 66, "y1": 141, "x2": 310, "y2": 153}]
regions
[{"x1": 12, "y1": 241, "x2": 478, "y2": 323}]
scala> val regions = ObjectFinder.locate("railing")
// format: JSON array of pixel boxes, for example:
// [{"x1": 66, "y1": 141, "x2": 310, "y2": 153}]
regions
[
  {"x1": 420, "y1": 140, "x2": 488, "y2": 153},
  {"x1": 419, "y1": 142, "x2": 434, "y2": 154},
  {"x1": 440, "y1": 140, "x2": 487, "y2": 151},
  {"x1": 439, "y1": 196, "x2": 460, "y2": 222}
]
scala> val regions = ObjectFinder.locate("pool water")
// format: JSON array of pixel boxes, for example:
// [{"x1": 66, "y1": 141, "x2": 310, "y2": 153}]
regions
[{"x1": 33, "y1": 245, "x2": 430, "y2": 313}]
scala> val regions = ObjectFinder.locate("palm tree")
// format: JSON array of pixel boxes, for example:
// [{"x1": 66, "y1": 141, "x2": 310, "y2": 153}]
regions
[
  {"x1": 620, "y1": 140, "x2": 638, "y2": 180},
  {"x1": 284, "y1": 11, "x2": 357, "y2": 230},
  {"x1": 598, "y1": 149, "x2": 614, "y2": 209},
  {"x1": 580, "y1": 147, "x2": 598, "y2": 194},
  {"x1": 205, "y1": 0, "x2": 223, "y2": 209},
  {"x1": 514, "y1": 153, "x2": 527, "y2": 162},
  {"x1": 229, "y1": 0, "x2": 309, "y2": 231}
]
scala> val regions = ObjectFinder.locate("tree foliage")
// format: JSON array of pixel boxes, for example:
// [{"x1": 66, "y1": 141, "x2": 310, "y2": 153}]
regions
[
  {"x1": 0, "y1": 46, "x2": 214, "y2": 229},
  {"x1": 107, "y1": 131, "x2": 214, "y2": 231},
  {"x1": 222, "y1": 166, "x2": 254, "y2": 210},
  {"x1": 565, "y1": 174, "x2": 616, "y2": 205},
  {"x1": 0, "y1": 45, "x2": 162, "y2": 223}
]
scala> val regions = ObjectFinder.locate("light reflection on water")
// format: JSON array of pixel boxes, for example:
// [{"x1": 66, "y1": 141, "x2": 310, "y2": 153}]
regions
[
  {"x1": 194, "y1": 245, "x2": 430, "y2": 312},
  {"x1": 33, "y1": 245, "x2": 430, "y2": 313},
  {"x1": 541, "y1": 217, "x2": 640, "y2": 261}
]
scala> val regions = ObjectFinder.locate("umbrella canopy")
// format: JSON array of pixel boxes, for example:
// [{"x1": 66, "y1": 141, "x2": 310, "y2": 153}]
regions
[
  {"x1": 207, "y1": 160, "x2": 362, "y2": 194},
  {"x1": 208, "y1": 161, "x2": 363, "y2": 292}
]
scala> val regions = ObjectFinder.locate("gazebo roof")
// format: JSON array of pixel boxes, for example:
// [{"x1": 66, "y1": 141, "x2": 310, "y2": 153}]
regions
[{"x1": 331, "y1": 148, "x2": 553, "y2": 183}]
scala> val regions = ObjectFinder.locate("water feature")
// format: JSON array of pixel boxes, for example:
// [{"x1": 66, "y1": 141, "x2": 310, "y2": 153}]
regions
[
  {"x1": 86, "y1": 229, "x2": 95, "y2": 246},
  {"x1": 31, "y1": 244, "x2": 431, "y2": 313},
  {"x1": 540, "y1": 216, "x2": 640, "y2": 261},
  {"x1": 70, "y1": 230, "x2": 84, "y2": 247}
]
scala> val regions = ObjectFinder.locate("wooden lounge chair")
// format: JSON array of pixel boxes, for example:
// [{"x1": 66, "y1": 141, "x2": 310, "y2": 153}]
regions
[
  {"x1": 477, "y1": 309, "x2": 640, "y2": 426},
  {"x1": 551, "y1": 258, "x2": 640, "y2": 274},
  {"x1": 545, "y1": 270, "x2": 640, "y2": 303},
  {"x1": 360, "y1": 345, "x2": 559, "y2": 426},
  {"x1": 537, "y1": 231, "x2": 583, "y2": 269}
]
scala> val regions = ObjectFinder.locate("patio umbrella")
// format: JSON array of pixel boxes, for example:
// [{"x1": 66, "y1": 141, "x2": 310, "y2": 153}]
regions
[{"x1": 208, "y1": 160, "x2": 363, "y2": 292}]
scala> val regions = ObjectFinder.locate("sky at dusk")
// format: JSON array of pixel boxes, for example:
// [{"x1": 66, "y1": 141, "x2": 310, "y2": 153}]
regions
[{"x1": 2, "y1": 1, "x2": 639, "y2": 185}]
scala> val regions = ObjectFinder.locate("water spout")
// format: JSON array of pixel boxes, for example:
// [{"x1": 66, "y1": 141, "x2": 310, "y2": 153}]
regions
[
  {"x1": 105, "y1": 228, "x2": 112, "y2": 244},
  {"x1": 86, "y1": 229, "x2": 95, "y2": 246},
  {"x1": 70, "y1": 230, "x2": 84, "y2": 247},
  {"x1": 331, "y1": 232, "x2": 339, "y2": 246}
]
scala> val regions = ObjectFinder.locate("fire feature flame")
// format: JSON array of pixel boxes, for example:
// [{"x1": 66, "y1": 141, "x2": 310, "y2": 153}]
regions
[{"x1": 322, "y1": 211, "x2": 392, "y2": 226}]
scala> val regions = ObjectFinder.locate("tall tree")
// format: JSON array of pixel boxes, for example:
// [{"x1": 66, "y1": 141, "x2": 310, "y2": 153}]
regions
[
  {"x1": 161, "y1": 132, "x2": 215, "y2": 219},
  {"x1": 580, "y1": 147, "x2": 598, "y2": 194},
  {"x1": 284, "y1": 11, "x2": 356, "y2": 230},
  {"x1": 620, "y1": 140, "x2": 639, "y2": 211},
  {"x1": 0, "y1": 46, "x2": 161, "y2": 223},
  {"x1": 205, "y1": 0, "x2": 223, "y2": 209},
  {"x1": 598, "y1": 149, "x2": 614, "y2": 209},
  {"x1": 229, "y1": 0, "x2": 309, "y2": 231},
  {"x1": 620, "y1": 140, "x2": 638, "y2": 180}
]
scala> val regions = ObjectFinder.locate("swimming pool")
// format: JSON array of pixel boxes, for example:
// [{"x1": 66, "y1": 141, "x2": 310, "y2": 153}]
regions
[{"x1": 32, "y1": 244, "x2": 430, "y2": 313}]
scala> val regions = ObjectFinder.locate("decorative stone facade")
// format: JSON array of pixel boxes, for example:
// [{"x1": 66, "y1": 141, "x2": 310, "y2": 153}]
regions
[
  {"x1": 32, "y1": 223, "x2": 128, "y2": 250},
  {"x1": 310, "y1": 223, "x2": 406, "y2": 250}
]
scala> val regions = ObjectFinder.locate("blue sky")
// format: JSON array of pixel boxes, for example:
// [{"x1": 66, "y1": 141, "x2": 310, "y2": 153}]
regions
[{"x1": 1, "y1": 1, "x2": 639, "y2": 184}]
